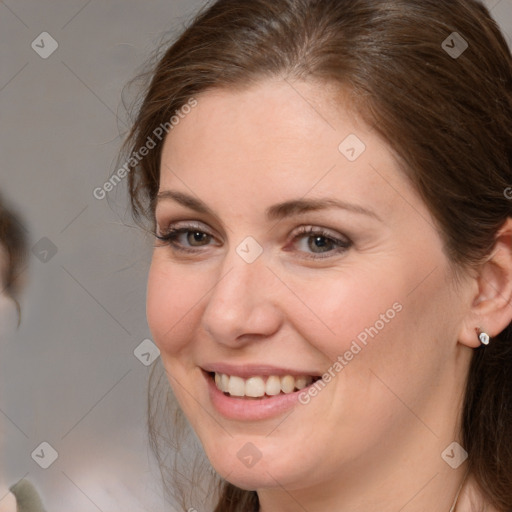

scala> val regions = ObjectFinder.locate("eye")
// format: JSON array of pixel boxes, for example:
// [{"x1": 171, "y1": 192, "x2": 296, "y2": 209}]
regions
[
  {"x1": 154, "y1": 222, "x2": 353, "y2": 260},
  {"x1": 288, "y1": 225, "x2": 352, "y2": 260},
  {"x1": 154, "y1": 222, "x2": 216, "y2": 253}
]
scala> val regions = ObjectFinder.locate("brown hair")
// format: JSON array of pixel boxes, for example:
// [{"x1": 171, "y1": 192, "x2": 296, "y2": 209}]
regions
[
  {"x1": 121, "y1": 0, "x2": 512, "y2": 510},
  {"x1": 0, "y1": 193, "x2": 28, "y2": 327}
]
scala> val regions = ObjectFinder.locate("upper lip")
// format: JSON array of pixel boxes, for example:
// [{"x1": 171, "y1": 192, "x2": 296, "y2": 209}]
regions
[{"x1": 201, "y1": 363, "x2": 322, "y2": 379}]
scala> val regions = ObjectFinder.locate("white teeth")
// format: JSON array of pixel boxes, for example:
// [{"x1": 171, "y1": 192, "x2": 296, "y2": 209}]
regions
[
  {"x1": 227, "y1": 375, "x2": 245, "y2": 396},
  {"x1": 245, "y1": 376, "x2": 266, "y2": 397},
  {"x1": 266, "y1": 375, "x2": 281, "y2": 396},
  {"x1": 220, "y1": 373, "x2": 229, "y2": 393},
  {"x1": 280, "y1": 375, "x2": 295, "y2": 393},
  {"x1": 213, "y1": 373, "x2": 315, "y2": 397},
  {"x1": 295, "y1": 376, "x2": 308, "y2": 390}
]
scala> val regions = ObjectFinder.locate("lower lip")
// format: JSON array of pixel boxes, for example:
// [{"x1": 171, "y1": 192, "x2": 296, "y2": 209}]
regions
[{"x1": 203, "y1": 370, "x2": 314, "y2": 421}]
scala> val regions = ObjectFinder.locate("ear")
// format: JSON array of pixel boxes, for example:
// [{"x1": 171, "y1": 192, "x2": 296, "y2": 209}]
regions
[{"x1": 458, "y1": 217, "x2": 512, "y2": 348}]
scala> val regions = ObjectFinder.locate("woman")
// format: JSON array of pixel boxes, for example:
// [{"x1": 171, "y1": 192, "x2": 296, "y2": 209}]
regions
[
  {"x1": 122, "y1": 0, "x2": 512, "y2": 510},
  {"x1": 0, "y1": 195, "x2": 46, "y2": 512}
]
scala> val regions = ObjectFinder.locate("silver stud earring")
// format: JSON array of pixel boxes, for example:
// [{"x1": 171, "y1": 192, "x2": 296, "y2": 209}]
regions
[{"x1": 477, "y1": 328, "x2": 490, "y2": 345}]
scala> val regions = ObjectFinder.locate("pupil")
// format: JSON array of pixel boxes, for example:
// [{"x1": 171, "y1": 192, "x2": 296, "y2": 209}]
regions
[
  {"x1": 192, "y1": 231, "x2": 206, "y2": 244},
  {"x1": 312, "y1": 236, "x2": 329, "y2": 250}
]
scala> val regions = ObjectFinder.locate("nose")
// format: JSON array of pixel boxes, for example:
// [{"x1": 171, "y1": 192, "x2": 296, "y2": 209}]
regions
[{"x1": 200, "y1": 244, "x2": 283, "y2": 348}]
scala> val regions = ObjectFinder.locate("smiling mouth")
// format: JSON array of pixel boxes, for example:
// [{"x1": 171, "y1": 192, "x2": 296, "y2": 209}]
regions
[{"x1": 208, "y1": 371, "x2": 322, "y2": 399}]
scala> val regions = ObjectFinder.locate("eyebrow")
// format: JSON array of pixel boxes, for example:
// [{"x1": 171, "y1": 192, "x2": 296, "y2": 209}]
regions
[{"x1": 155, "y1": 190, "x2": 382, "y2": 222}]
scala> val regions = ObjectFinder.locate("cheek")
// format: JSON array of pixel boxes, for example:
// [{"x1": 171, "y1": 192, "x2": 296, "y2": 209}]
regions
[
  {"x1": 146, "y1": 255, "x2": 408, "y2": 359},
  {"x1": 147, "y1": 259, "x2": 194, "y2": 353},
  {"x1": 146, "y1": 248, "x2": 445, "y2": 372},
  {"x1": 146, "y1": 256, "x2": 220, "y2": 361},
  {"x1": 286, "y1": 257, "x2": 446, "y2": 412},
  {"x1": 146, "y1": 260, "x2": 207, "y2": 413},
  {"x1": 281, "y1": 265, "x2": 405, "y2": 361}
]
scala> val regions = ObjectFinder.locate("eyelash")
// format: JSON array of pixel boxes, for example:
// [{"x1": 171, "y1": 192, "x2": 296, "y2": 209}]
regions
[{"x1": 154, "y1": 222, "x2": 353, "y2": 260}]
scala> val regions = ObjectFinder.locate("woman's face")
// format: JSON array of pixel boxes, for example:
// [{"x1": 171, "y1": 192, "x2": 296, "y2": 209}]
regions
[{"x1": 147, "y1": 79, "x2": 475, "y2": 493}]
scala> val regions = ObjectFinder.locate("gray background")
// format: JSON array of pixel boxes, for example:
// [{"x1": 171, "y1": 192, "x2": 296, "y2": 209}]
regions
[{"x1": 0, "y1": 1, "x2": 511, "y2": 511}]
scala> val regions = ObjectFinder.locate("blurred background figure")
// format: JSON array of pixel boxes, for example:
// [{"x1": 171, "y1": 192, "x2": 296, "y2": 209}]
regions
[
  {"x1": 0, "y1": 192, "x2": 46, "y2": 512},
  {"x1": 0, "y1": 193, "x2": 27, "y2": 336}
]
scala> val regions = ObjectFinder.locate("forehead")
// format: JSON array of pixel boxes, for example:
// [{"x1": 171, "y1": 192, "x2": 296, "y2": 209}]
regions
[
  {"x1": 162, "y1": 79, "x2": 361, "y2": 165},
  {"x1": 158, "y1": 79, "x2": 424, "y2": 224}
]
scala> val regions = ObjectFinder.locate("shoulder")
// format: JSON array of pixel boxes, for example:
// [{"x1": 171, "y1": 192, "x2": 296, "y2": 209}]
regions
[{"x1": 8, "y1": 479, "x2": 46, "y2": 512}]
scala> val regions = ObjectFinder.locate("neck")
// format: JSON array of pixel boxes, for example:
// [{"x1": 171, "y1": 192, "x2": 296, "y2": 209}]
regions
[
  {"x1": 258, "y1": 446, "x2": 469, "y2": 512},
  {"x1": 454, "y1": 474, "x2": 501, "y2": 512}
]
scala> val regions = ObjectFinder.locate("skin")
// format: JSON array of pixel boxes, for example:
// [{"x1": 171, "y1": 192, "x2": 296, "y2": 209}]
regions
[
  {"x1": 0, "y1": 492, "x2": 16, "y2": 512},
  {"x1": 147, "y1": 78, "x2": 512, "y2": 511}
]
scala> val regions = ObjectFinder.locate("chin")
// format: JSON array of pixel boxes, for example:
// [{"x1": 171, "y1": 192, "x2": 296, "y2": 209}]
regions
[
  {"x1": 202, "y1": 437, "x2": 309, "y2": 492},
  {"x1": 213, "y1": 461, "x2": 281, "y2": 491}
]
